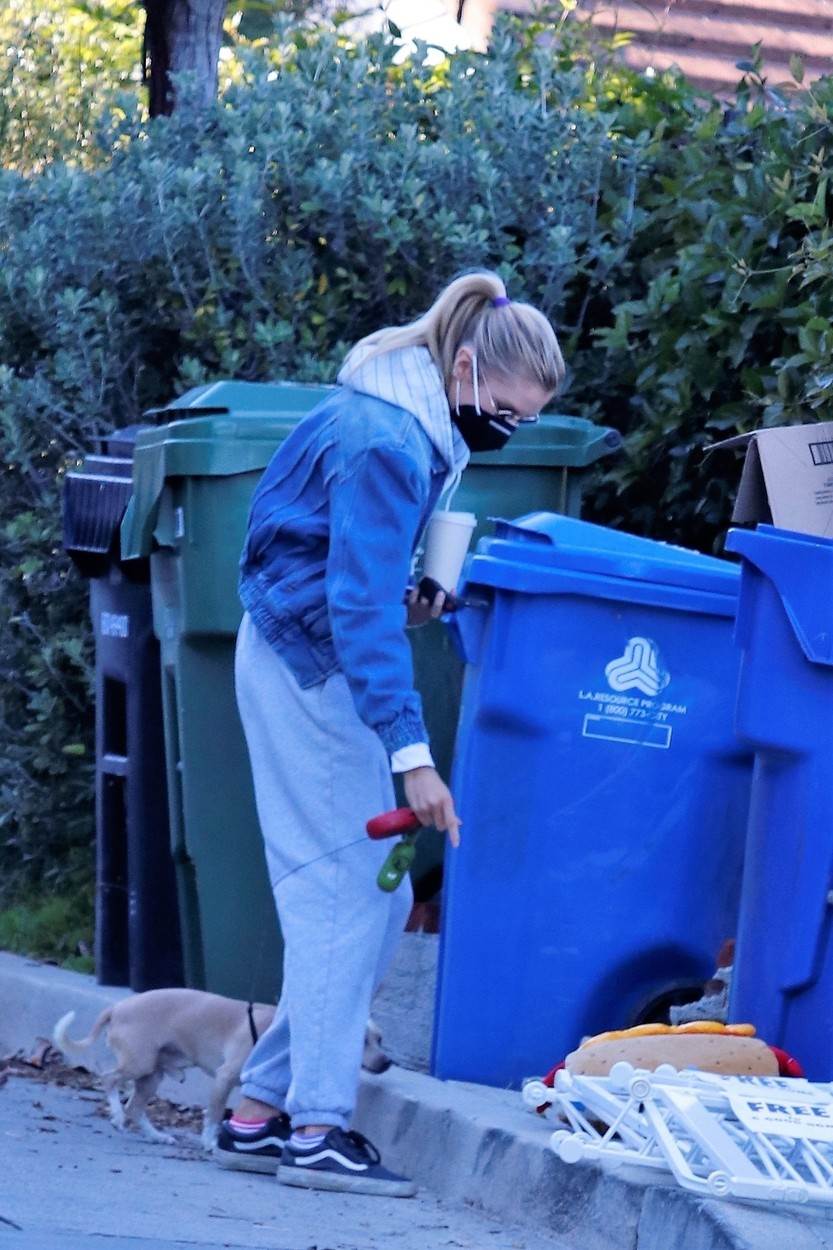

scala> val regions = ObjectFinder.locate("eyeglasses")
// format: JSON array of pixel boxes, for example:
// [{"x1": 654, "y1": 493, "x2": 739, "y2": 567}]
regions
[
  {"x1": 481, "y1": 374, "x2": 540, "y2": 426},
  {"x1": 492, "y1": 408, "x2": 540, "y2": 426}
]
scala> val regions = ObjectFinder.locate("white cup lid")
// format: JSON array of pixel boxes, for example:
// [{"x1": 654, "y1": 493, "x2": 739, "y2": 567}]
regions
[{"x1": 432, "y1": 511, "x2": 477, "y2": 527}]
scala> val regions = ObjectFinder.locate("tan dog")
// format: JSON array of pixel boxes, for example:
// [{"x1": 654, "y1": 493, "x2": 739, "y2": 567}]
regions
[{"x1": 53, "y1": 988, "x2": 391, "y2": 1149}]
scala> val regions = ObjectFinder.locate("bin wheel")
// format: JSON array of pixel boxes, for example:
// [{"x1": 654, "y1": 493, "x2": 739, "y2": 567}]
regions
[{"x1": 629, "y1": 980, "x2": 708, "y2": 1027}]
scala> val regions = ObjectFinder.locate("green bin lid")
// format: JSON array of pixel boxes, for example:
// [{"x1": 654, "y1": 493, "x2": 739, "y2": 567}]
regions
[
  {"x1": 121, "y1": 379, "x2": 620, "y2": 559},
  {"x1": 469, "y1": 413, "x2": 621, "y2": 469},
  {"x1": 150, "y1": 379, "x2": 333, "y2": 421},
  {"x1": 121, "y1": 381, "x2": 329, "y2": 558}
]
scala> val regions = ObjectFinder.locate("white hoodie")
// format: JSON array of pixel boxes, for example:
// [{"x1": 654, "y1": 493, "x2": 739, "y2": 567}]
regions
[{"x1": 338, "y1": 343, "x2": 470, "y2": 496}]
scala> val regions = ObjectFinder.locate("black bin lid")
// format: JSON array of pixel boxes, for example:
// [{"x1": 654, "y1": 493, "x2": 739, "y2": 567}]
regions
[{"x1": 63, "y1": 425, "x2": 151, "y2": 578}]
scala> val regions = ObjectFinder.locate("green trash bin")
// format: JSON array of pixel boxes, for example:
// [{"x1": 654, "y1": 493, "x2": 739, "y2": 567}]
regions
[
  {"x1": 121, "y1": 380, "x2": 620, "y2": 1001},
  {"x1": 120, "y1": 382, "x2": 329, "y2": 1002}
]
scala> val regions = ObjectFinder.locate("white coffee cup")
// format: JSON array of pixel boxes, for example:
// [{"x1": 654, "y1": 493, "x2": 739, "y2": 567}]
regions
[{"x1": 422, "y1": 511, "x2": 477, "y2": 593}]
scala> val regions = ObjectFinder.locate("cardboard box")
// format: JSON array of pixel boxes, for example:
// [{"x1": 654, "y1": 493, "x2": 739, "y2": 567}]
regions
[{"x1": 710, "y1": 421, "x2": 833, "y2": 538}]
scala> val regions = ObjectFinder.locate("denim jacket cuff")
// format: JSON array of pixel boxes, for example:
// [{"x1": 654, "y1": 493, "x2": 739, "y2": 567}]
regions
[{"x1": 377, "y1": 710, "x2": 430, "y2": 757}]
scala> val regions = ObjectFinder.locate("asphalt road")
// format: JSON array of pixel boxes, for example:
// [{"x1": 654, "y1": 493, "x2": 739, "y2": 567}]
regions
[{"x1": 0, "y1": 1066, "x2": 576, "y2": 1250}]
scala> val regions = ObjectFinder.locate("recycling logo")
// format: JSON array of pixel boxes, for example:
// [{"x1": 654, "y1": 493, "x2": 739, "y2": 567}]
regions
[{"x1": 605, "y1": 637, "x2": 671, "y2": 698}]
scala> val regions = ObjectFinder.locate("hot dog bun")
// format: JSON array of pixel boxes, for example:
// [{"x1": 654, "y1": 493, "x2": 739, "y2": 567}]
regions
[{"x1": 566, "y1": 1032, "x2": 778, "y2": 1077}]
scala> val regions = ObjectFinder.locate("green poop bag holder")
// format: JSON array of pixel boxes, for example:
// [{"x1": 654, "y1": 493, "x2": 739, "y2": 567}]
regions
[{"x1": 366, "y1": 808, "x2": 424, "y2": 891}]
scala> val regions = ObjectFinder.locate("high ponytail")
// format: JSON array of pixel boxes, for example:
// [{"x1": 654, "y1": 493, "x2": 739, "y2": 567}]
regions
[{"x1": 342, "y1": 271, "x2": 566, "y2": 396}]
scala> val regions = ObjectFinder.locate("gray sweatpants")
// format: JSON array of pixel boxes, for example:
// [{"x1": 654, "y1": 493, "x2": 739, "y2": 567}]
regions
[{"x1": 234, "y1": 612, "x2": 413, "y2": 1129}]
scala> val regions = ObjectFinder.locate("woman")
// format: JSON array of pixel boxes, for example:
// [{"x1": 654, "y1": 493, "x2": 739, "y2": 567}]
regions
[{"x1": 216, "y1": 271, "x2": 565, "y2": 1196}]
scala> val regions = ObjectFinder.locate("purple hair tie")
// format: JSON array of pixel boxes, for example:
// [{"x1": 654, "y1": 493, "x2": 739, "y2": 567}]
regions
[{"x1": 491, "y1": 295, "x2": 511, "y2": 308}]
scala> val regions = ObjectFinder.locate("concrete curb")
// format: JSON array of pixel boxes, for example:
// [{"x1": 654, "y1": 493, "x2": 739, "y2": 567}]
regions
[{"x1": 3, "y1": 951, "x2": 833, "y2": 1249}]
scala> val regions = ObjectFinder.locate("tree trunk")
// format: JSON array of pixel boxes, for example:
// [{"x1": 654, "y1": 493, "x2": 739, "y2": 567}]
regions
[{"x1": 143, "y1": 0, "x2": 227, "y2": 118}]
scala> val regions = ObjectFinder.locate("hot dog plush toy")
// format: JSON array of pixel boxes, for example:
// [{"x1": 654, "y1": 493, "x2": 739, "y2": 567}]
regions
[{"x1": 538, "y1": 1021, "x2": 804, "y2": 1096}]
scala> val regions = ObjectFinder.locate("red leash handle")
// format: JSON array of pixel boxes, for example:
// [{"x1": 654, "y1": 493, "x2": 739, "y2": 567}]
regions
[{"x1": 366, "y1": 807, "x2": 422, "y2": 840}]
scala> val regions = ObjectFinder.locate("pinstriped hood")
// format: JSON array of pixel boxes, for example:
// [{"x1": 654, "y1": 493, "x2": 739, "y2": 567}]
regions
[{"x1": 338, "y1": 344, "x2": 469, "y2": 483}]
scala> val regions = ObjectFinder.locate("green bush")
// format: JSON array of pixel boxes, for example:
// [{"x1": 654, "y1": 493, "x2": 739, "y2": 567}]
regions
[
  {"x1": 586, "y1": 57, "x2": 833, "y2": 546},
  {"x1": 1, "y1": 15, "x2": 832, "y2": 916},
  {"x1": 0, "y1": 16, "x2": 656, "y2": 902},
  {"x1": 0, "y1": 884, "x2": 94, "y2": 972},
  {"x1": 0, "y1": 0, "x2": 142, "y2": 172}
]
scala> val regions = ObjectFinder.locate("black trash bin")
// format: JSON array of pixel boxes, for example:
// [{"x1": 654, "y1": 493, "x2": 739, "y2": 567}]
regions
[{"x1": 63, "y1": 427, "x2": 183, "y2": 990}]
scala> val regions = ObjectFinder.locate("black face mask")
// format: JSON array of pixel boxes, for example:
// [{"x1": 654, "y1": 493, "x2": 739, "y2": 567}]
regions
[{"x1": 452, "y1": 406, "x2": 515, "y2": 453}]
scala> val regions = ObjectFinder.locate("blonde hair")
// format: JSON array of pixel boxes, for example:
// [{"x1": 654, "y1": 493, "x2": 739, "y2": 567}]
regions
[{"x1": 343, "y1": 271, "x2": 566, "y2": 395}]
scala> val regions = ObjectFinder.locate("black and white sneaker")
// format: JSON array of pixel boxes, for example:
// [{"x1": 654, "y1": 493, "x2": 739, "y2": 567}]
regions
[
  {"x1": 279, "y1": 1128, "x2": 416, "y2": 1197},
  {"x1": 215, "y1": 1113, "x2": 292, "y2": 1174}
]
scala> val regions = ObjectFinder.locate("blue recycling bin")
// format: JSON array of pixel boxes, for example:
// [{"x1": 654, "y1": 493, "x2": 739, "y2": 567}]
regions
[
  {"x1": 725, "y1": 524, "x2": 833, "y2": 1080},
  {"x1": 432, "y1": 513, "x2": 753, "y2": 1087}
]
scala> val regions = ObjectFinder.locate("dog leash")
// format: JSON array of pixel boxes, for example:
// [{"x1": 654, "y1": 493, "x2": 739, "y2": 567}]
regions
[
  {"x1": 243, "y1": 824, "x2": 404, "y2": 1038},
  {"x1": 246, "y1": 923, "x2": 271, "y2": 1047},
  {"x1": 366, "y1": 807, "x2": 423, "y2": 891},
  {"x1": 245, "y1": 898, "x2": 277, "y2": 1044},
  {"x1": 246, "y1": 1001, "x2": 259, "y2": 1046}
]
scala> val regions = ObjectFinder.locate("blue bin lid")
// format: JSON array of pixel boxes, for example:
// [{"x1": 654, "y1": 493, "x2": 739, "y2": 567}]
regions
[
  {"x1": 725, "y1": 524, "x2": 833, "y2": 665},
  {"x1": 464, "y1": 512, "x2": 739, "y2": 615}
]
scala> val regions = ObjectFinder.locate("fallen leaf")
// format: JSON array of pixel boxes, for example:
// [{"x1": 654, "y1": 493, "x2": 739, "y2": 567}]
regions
[{"x1": 26, "y1": 1038, "x2": 55, "y2": 1069}]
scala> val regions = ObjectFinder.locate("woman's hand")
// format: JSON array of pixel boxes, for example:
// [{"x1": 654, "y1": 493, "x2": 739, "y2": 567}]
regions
[
  {"x1": 406, "y1": 585, "x2": 446, "y2": 628},
  {"x1": 403, "y1": 767, "x2": 461, "y2": 847}
]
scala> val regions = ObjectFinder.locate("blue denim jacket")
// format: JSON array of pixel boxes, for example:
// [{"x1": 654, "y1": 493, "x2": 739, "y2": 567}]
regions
[{"x1": 239, "y1": 387, "x2": 448, "y2": 756}]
